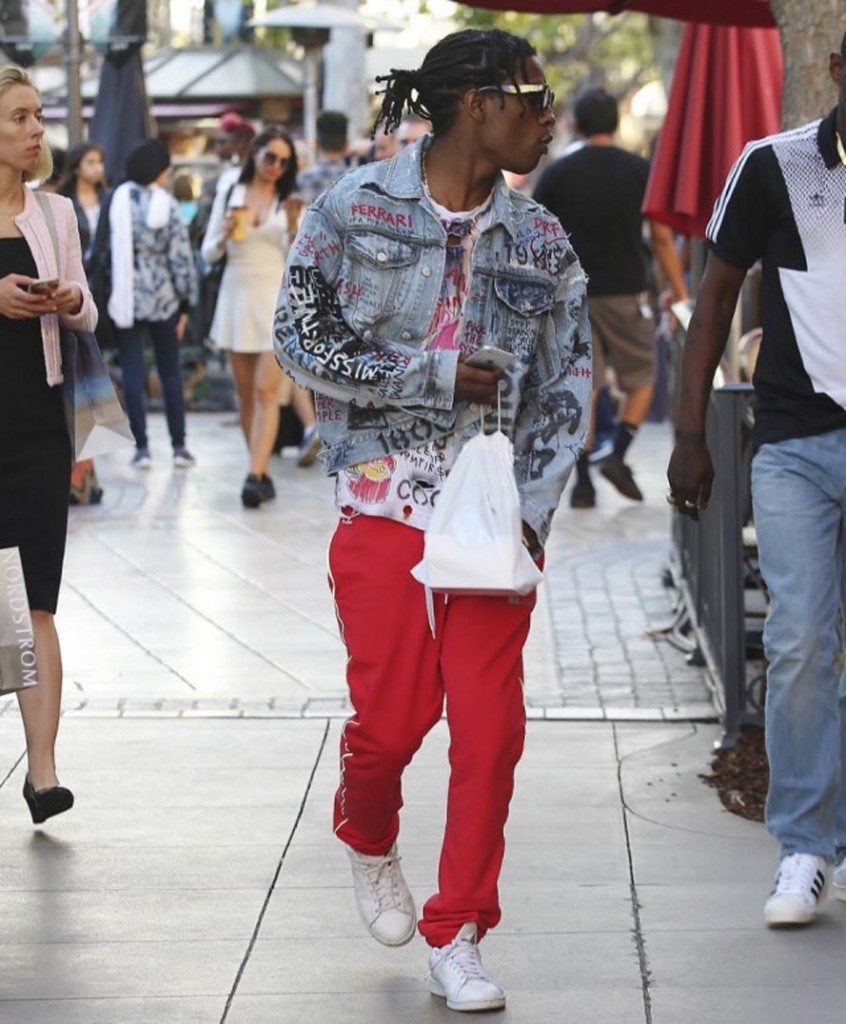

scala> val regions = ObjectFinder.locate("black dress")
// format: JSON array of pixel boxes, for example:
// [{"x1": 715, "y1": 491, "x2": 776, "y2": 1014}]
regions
[{"x1": 0, "y1": 238, "x2": 71, "y2": 613}]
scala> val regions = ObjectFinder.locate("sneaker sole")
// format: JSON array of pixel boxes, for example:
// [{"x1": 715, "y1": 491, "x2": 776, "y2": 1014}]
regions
[
  {"x1": 365, "y1": 920, "x2": 416, "y2": 947},
  {"x1": 834, "y1": 881, "x2": 846, "y2": 902},
  {"x1": 297, "y1": 436, "x2": 321, "y2": 468},
  {"x1": 430, "y1": 980, "x2": 506, "y2": 1012},
  {"x1": 765, "y1": 879, "x2": 830, "y2": 926}
]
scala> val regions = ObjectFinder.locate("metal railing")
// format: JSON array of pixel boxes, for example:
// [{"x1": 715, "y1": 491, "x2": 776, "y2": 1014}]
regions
[{"x1": 668, "y1": 384, "x2": 766, "y2": 743}]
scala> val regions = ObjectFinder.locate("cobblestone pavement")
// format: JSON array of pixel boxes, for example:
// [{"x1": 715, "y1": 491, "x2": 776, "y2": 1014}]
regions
[
  {"x1": 540, "y1": 421, "x2": 714, "y2": 719},
  {"x1": 0, "y1": 413, "x2": 714, "y2": 724}
]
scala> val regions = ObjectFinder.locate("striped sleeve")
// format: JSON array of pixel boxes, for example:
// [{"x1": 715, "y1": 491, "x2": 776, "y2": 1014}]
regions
[{"x1": 706, "y1": 139, "x2": 774, "y2": 269}]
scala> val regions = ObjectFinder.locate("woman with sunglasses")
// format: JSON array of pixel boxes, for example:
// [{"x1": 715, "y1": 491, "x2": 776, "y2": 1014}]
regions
[{"x1": 202, "y1": 125, "x2": 314, "y2": 508}]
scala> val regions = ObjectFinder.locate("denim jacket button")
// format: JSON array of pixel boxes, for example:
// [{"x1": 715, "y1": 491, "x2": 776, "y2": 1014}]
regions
[
  {"x1": 421, "y1": 266, "x2": 432, "y2": 277},
  {"x1": 469, "y1": 402, "x2": 479, "y2": 412},
  {"x1": 400, "y1": 331, "x2": 411, "y2": 340},
  {"x1": 376, "y1": 251, "x2": 388, "y2": 263}
]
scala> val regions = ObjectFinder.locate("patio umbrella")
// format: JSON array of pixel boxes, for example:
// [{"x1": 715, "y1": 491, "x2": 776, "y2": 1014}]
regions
[
  {"x1": 642, "y1": 22, "x2": 782, "y2": 237},
  {"x1": 457, "y1": 0, "x2": 776, "y2": 26},
  {"x1": 89, "y1": 47, "x2": 156, "y2": 185}
]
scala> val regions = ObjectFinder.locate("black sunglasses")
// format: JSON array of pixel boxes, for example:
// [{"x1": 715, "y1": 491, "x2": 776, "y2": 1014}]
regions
[
  {"x1": 260, "y1": 151, "x2": 291, "y2": 167},
  {"x1": 479, "y1": 83, "x2": 556, "y2": 114}
]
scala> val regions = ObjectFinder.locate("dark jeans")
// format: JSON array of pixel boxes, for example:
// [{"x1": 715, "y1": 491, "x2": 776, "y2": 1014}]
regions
[{"x1": 117, "y1": 315, "x2": 185, "y2": 451}]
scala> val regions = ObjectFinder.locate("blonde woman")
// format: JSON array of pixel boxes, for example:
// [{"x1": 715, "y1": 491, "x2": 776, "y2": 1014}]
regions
[
  {"x1": 202, "y1": 126, "x2": 316, "y2": 508},
  {"x1": 0, "y1": 66, "x2": 98, "y2": 823}
]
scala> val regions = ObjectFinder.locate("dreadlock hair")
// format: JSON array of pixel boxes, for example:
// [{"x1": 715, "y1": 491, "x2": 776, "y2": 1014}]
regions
[{"x1": 373, "y1": 28, "x2": 537, "y2": 139}]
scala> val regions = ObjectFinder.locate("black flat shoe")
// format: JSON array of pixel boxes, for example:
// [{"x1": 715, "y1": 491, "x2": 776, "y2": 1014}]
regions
[
  {"x1": 241, "y1": 474, "x2": 264, "y2": 509},
  {"x1": 23, "y1": 776, "x2": 74, "y2": 825}
]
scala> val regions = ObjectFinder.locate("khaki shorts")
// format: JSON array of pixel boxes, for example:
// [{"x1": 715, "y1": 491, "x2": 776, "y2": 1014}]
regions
[{"x1": 588, "y1": 293, "x2": 656, "y2": 392}]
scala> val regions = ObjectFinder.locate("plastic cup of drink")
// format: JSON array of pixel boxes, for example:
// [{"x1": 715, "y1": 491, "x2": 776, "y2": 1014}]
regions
[
  {"x1": 227, "y1": 184, "x2": 248, "y2": 241},
  {"x1": 230, "y1": 207, "x2": 249, "y2": 241}
]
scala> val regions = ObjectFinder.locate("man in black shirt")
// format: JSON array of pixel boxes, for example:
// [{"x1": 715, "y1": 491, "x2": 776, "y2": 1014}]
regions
[
  {"x1": 669, "y1": 34, "x2": 846, "y2": 928},
  {"x1": 535, "y1": 88, "x2": 687, "y2": 507}
]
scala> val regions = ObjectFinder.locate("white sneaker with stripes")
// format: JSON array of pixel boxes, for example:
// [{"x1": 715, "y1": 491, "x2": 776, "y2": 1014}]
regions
[
  {"x1": 833, "y1": 856, "x2": 846, "y2": 901},
  {"x1": 764, "y1": 853, "x2": 830, "y2": 926}
]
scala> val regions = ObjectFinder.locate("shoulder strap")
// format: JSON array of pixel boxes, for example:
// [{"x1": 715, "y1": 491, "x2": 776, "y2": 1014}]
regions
[{"x1": 34, "y1": 190, "x2": 61, "y2": 266}]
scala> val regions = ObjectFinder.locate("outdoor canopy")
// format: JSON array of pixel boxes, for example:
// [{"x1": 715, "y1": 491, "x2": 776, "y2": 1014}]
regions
[
  {"x1": 455, "y1": 0, "x2": 776, "y2": 27},
  {"x1": 642, "y1": 22, "x2": 782, "y2": 237}
]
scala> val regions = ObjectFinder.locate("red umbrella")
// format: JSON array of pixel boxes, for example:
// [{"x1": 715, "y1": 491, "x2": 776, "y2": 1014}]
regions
[
  {"x1": 458, "y1": 0, "x2": 776, "y2": 27},
  {"x1": 642, "y1": 22, "x2": 782, "y2": 238}
]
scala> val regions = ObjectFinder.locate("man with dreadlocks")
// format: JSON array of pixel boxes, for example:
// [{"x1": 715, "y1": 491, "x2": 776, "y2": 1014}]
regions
[{"x1": 274, "y1": 28, "x2": 590, "y2": 1012}]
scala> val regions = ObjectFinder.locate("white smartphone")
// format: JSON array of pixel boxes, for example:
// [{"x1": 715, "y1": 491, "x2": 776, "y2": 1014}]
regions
[
  {"x1": 671, "y1": 300, "x2": 693, "y2": 331},
  {"x1": 27, "y1": 277, "x2": 59, "y2": 295},
  {"x1": 465, "y1": 346, "x2": 513, "y2": 370}
]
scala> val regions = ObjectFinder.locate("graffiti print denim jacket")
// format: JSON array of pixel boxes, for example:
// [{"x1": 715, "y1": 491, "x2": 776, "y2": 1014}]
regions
[{"x1": 273, "y1": 139, "x2": 591, "y2": 546}]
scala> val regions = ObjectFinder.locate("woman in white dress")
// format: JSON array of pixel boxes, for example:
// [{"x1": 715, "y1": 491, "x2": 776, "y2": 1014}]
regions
[{"x1": 202, "y1": 126, "x2": 315, "y2": 508}]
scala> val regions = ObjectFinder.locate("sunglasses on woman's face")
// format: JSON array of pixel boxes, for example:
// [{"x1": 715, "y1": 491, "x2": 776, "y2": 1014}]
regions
[
  {"x1": 260, "y1": 151, "x2": 291, "y2": 167},
  {"x1": 479, "y1": 82, "x2": 556, "y2": 114}
]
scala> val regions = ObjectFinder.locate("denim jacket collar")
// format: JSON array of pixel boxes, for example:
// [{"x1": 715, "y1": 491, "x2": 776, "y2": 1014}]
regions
[{"x1": 381, "y1": 136, "x2": 520, "y2": 239}]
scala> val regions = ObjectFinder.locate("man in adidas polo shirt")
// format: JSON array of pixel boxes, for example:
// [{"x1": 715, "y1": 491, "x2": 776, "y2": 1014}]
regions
[{"x1": 669, "y1": 35, "x2": 846, "y2": 928}]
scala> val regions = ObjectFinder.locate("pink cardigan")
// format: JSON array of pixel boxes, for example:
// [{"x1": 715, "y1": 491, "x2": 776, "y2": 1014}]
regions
[{"x1": 15, "y1": 187, "x2": 98, "y2": 386}]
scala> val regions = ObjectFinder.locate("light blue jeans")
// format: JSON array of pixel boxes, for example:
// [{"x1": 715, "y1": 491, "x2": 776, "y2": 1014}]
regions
[{"x1": 752, "y1": 427, "x2": 846, "y2": 862}]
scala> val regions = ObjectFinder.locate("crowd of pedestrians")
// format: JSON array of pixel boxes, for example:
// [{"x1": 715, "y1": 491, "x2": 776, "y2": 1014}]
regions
[{"x1": 4, "y1": 18, "x2": 846, "y2": 1018}]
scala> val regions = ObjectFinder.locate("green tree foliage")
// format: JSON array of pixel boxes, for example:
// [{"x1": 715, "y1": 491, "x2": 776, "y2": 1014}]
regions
[{"x1": 451, "y1": 8, "x2": 658, "y2": 109}]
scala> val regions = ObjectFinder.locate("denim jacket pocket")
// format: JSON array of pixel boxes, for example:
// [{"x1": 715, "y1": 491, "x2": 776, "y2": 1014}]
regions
[
  {"x1": 493, "y1": 275, "x2": 555, "y2": 317},
  {"x1": 343, "y1": 232, "x2": 422, "y2": 325},
  {"x1": 487, "y1": 274, "x2": 555, "y2": 359}
]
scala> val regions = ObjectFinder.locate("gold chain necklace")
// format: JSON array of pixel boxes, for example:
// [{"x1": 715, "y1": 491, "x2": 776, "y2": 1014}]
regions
[
  {"x1": 420, "y1": 152, "x2": 437, "y2": 205},
  {"x1": 0, "y1": 191, "x2": 24, "y2": 223}
]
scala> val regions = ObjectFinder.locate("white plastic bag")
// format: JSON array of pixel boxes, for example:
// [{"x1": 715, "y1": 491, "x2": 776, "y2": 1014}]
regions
[{"x1": 411, "y1": 430, "x2": 543, "y2": 597}]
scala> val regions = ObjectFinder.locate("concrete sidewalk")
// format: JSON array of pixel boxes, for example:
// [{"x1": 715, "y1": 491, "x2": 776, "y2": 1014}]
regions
[{"x1": 2, "y1": 415, "x2": 843, "y2": 1023}]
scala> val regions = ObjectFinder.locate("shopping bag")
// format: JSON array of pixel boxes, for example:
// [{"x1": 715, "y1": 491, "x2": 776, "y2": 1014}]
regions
[
  {"x1": 0, "y1": 548, "x2": 38, "y2": 695},
  {"x1": 61, "y1": 328, "x2": 135, "y2": 460},
  {"x1": 411, "y1": 430, "x2": 543, "y2": 596}
]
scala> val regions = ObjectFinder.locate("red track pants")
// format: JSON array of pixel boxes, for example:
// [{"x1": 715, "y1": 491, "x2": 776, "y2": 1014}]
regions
[{"x1": 328, "y1": 514, "x2": 535, "y2": 947}]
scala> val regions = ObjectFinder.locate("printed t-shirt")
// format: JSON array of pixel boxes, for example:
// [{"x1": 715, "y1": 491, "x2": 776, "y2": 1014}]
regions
[{"x1": 335, "y1": 192, "x2": 494, "y2": 529}]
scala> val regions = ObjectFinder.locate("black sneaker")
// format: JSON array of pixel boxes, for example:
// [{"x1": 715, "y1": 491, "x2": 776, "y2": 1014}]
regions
[
  {"x1": 241, "y1": 474, "x2": 264, "y2": 509},
  {"x1": 596, "y1": 453, "x2": 643, "y2": 501},
  {"x1": 570, "y1": 479, "x2": 596, "y2": 509}
]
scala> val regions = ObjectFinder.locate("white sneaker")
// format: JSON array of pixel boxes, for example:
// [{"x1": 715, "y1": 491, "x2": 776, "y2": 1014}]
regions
[
  {"x1": 833, "y1": 857, "x2": 846, "y2": 901},
  {"x1": 428, "y1": 922, "x2": 506, "y2": 1012},
  {"x1": 764, "y1": 852, "x2": 830, "y2": 926},
  {"x1": 346, "y1": 843, "x2": 416, "y2": 946},
  {"x1": 131, "y1": 448, "x2": 152, "y2": 470},
  {"x1": 172, "y1": 447, "x2": 196, "y2": 469}
]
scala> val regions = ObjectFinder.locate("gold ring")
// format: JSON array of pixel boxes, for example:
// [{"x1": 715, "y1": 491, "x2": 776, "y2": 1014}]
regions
[
  {"x1": 666, "y1": 491, "x2": 677, "y2": 507},
  {"x1": 683, "y1": 499, "x2": 697, "y2": 511}
]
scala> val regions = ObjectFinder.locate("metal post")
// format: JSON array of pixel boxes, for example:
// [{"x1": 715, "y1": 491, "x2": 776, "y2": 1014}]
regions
[
  {"x1": 65, "y1": 0, "x2": 84, "y2": 146},
  {"x1": 303, "y1": 47, "x2": 320, "y2": 162}
]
